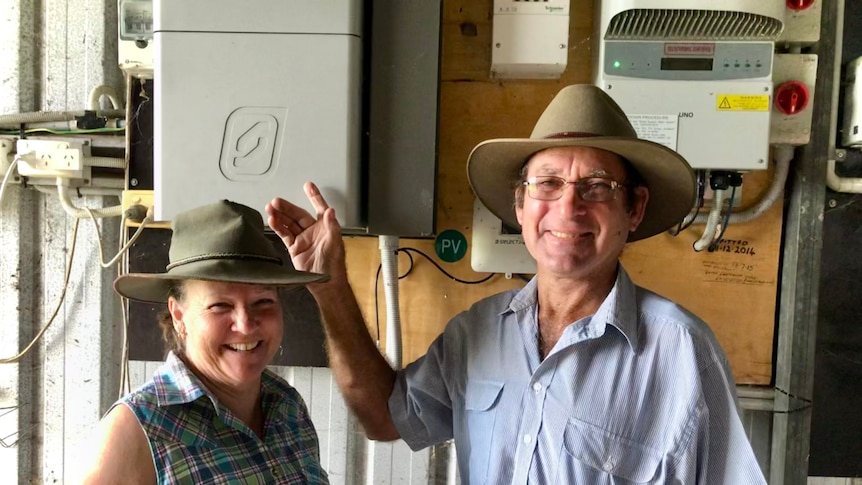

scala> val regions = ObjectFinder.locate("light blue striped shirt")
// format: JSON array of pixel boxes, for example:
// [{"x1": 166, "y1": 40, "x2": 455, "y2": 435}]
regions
[{"x1": 389, "y1": 266, "x2": 766, "y2": 484}]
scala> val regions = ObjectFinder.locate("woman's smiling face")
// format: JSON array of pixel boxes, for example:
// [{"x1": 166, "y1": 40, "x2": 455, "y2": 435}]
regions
[{"x1": 168, "y1": 280, "x2": 283, "y2": 390}]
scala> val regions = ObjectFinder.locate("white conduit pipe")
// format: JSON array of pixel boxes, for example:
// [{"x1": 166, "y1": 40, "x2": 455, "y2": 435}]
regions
[
  {"x1": 693, "y1": 187, "x2": 725, "y2": 252},
  {"x1": 88, "y1": 85, "x2": 124, "y2": 110},
  {"x1": 34, "y1": 184, "x2": 122, "y2": 198},
  {"x1": 693, "y1": 144, "x2": 794, "y2": 225},
  {"x1": 56, "y1": 180, "x2": 124, "y2": 219},
  {"x1": 84, "y1": 156, "x2": 126, "y2": 169},
  {"x1": 379, "y1": 235, "x2": 402, "y2": 370},
  {"x1": 0, "y1": 110, "x2": 126, "y2": 128},
  {"x1": 826, "y1": 159, "x2": 862, "y2": 193}
]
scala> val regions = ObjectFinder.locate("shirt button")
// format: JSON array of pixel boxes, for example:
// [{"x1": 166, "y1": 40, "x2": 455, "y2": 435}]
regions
[
  {"x1": 603, "y1": 460, "x2": 614, "y2": 472},
  {"x1": 532, "y1": 382, "x2": 542, "y2": 393},
  {"x1": 523, "y1": 434, "x2": 532, "y2": 444}
]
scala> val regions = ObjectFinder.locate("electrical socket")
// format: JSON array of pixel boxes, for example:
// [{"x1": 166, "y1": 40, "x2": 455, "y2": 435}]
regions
[
  {"x1": 15, "y1": 139, "x2": 87, "y2": 179},
  {"x1": 122, "y1": 189, "x2": 168, "y2": 228}
]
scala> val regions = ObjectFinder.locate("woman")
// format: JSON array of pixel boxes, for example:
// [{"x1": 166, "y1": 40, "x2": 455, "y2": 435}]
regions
[{"x1": 79, "y1": 200, "x2": 330, "y2": 484}]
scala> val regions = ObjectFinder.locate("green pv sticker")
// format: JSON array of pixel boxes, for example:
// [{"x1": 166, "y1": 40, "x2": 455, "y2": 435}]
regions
[{"x1": 434, "y1": 229, "x2": 468, "y2": 263}]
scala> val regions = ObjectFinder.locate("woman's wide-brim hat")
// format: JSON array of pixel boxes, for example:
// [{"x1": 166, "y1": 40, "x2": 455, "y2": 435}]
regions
[
  {"x1": 114, "y1": 200, "x2": 329, "y2": 304},
  {"x1": 467, "y1": 84, "x2": 695, "y2": 242}
]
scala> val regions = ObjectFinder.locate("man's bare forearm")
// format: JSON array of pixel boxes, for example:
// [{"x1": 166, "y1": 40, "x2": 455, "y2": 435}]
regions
[{"x1": 309, "y1": 279, "x2": 400, "y2": 441}]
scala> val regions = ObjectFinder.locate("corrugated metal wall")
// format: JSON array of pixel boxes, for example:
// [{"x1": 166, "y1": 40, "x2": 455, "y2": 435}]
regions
[{"x1": 1, "y1": 1, "x2": 124, "y2": 483}]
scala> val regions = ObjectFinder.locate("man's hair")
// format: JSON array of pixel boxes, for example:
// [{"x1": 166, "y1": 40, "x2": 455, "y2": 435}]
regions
[
  {"x1": 157, "y1": 283, "x2": 187, "y2": 356},
  {"x1": 513, "y1": 150, "x2": 647, "y2": 212}
]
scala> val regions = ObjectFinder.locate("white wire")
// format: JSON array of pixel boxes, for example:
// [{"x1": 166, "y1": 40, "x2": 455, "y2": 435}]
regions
[
  {"x1": 83, "y1": 207, "x2": 152, "y2": 269},
  {"x1": 0, "y1": 157, "x2": 20, "y2": 210},
  {"x1": 117, "y1": 217, "x2": 132, "y2": 397},
  {"x1": 0, "y1": 219, "x2": 80, "y2": 364}
]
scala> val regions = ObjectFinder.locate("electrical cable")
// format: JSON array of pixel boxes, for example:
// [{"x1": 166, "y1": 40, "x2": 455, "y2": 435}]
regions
[
  {"x1": 0, "y1": 219, "x2": 80, "y2": 364},
  {"x1": 84, "y1": 207, "x2": 153, "y2": 268},
  {"x1": 372, "y1": 247, "x2": 495, "y2": 346},
  {"x1": 669, "y1": 170, "x2": 707, "y2": 236},
  {"x1": 0, "y1": 127, "x2": 124, "y2": 135},
  {"x1": 708, "y1": 185, "x2": 737, "y2": 252},
  {"x1": 117, "y1": 221, "x2": 133, "y2": 397},
  {"x1": 0, "y1": 157, "x2": 20, "y2": 211},
  {"x1": 397, "y1": 247, "x2": 496, "y2": 285}
]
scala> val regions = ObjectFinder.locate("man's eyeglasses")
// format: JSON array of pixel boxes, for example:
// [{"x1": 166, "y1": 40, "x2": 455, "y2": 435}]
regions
[{"x1": 523, "y1": 176, "x2": 625, "y2": 202}]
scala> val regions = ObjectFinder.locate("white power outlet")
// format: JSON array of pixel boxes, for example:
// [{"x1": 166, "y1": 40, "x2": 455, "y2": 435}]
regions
[{"x1": 15, "y1": 139, "x2": 88, "y2": 179}]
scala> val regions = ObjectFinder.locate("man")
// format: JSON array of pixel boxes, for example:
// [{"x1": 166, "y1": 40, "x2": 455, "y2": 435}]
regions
[{"x1": 266, "y1": 84, "x2": 766, "y2": 484}]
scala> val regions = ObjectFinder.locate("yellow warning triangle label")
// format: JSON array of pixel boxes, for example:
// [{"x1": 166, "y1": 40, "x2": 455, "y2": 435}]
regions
[{"x1": 718, "y1": 97, "x2": 732, "y2": 110}]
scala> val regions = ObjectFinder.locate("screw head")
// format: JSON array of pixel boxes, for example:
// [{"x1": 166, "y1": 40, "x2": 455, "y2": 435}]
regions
[{"x1": 130, "y1": 178, "x2": 139, "y2": 187}]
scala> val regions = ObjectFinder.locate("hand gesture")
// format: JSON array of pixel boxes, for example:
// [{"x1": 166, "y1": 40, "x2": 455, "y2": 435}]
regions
[{"x1": 266, "y1": 182, "x2": 346, "y2": 282}]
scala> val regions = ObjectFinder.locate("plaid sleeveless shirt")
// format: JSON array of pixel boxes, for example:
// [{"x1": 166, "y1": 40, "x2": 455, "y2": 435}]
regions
[{"x1": 118, "y1": 352, "x2": 329, "y2": 484}]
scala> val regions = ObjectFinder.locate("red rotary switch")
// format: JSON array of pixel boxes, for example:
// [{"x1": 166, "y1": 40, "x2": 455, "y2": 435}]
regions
[
  {"x1": 775, "y1": 80, "x2": 810, "y2": 115},
  {"x1": 786, "y1": 0, "x2": 815, "y2": 10}
]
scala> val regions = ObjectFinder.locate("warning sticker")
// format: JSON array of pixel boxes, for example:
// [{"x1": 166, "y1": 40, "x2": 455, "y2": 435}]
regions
[{"x1": 716, "y1": 95, "x2": 770, "y2": 112}]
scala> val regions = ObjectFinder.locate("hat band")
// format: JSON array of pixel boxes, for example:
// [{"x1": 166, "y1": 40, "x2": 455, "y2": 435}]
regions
[
  {"x1": 544, "y1": 132, "x2": 600, "y2": 139},
  {"x1": 166, "y1": 253, "x2": 282, "y2": 271}
]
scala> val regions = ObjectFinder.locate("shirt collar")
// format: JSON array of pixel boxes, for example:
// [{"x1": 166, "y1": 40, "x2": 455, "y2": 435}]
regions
[
  {"x1": 153, "y1": 352, "x2": 284, "y2": 422},
  {"x1": 505, "y1": 265, "x2": 640, "y2": 352}
]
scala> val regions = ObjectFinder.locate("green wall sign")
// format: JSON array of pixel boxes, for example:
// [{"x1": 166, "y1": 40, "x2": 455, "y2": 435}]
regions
[{"x1": 434, "y1": 229, "x2": 468, "y2": 263}]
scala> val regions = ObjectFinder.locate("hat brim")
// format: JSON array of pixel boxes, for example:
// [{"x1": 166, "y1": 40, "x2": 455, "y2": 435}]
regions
[
  {"x1": 113, "y1": 259, "x2": 329, "y2": 304},
  {"x1": 467, "y1": 137, "x2": 695, "y2": 242}
]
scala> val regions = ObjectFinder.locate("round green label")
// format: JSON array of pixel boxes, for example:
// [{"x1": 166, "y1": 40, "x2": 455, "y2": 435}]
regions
[{"x1": 434, "y1": 229, "x2": 468, "y2": 263}]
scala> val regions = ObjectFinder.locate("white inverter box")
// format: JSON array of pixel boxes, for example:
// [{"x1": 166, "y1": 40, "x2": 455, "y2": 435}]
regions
[{"x1": 153, "y1": 0, "x2": 363, "y2": 228}]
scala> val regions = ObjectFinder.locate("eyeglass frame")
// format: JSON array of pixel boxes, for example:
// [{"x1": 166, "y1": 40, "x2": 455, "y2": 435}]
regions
[{"x1": 521, "y1": 175, "x2": 628, "y2": 202}]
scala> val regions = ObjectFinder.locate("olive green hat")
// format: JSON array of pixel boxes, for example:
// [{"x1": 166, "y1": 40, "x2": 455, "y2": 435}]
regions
[{"x1": 114, "y1": 200, "x2": 328, "y2": 303}]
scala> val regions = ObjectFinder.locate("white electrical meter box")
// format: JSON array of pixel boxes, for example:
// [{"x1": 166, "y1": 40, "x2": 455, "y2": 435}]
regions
[
  {"x1": 491, "y1": 0, "x2": 570, "y2": 79},
  {"x1": 594, "y1": 0, "x2": 785, "y2": 171},
  {"x1": 153, "y1": 0, "x2": 363, "y2": 228},
  {"x1": 118, "y1": 0, "x2": 154, "y2": 79}
]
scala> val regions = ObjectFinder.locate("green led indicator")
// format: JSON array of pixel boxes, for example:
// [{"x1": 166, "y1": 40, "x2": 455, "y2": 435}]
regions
[{"x1": 613, "y1": 60, "x2": 621, "y2": 69}]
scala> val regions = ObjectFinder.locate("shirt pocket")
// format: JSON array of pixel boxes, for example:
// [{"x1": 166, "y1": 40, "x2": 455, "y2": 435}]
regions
[
  {"x1": 560, "y1": 418, "x2": 664, "y2": 484},
  {"x1": 464, "y1": 379, "x2": 504, "y2": 485}
]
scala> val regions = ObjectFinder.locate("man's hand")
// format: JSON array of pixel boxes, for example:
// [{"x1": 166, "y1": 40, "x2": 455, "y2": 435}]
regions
[{"x1": 266, "y1": 182, "x2": 346, "y2": 282}]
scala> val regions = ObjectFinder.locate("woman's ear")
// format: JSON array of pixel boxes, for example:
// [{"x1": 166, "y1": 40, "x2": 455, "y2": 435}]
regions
[{"x1": 168, "y1": 297, "x2": 186, "y2": 339}]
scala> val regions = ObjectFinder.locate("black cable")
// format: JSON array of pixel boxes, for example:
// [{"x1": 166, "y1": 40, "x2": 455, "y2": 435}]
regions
[
  {"x1": 707, "y1": 186, "x2": 737, "y2": 252},
  {"x1": 373, "y1": 247, "x2": 496, "y2": 341},
  {"x1": 398, "y1": 247, "x2": 496, "y2": 285}
]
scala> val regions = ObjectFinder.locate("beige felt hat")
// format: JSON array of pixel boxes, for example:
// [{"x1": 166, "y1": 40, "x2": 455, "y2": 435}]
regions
[
  {"x1": 114, "y1": 200, "x2": 328, "y2": 303},
  {"x1": 467, "y1": 84, "x2": 695, "y2": 242}
]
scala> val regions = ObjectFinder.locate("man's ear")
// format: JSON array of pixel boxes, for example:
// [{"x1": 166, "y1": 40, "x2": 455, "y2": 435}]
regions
[{"x1": 629, "y1": 186, "x2": 649, "y2": 232}]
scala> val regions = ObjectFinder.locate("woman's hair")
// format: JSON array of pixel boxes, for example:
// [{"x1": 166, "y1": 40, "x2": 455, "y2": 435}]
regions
[{"x1": 157, "y1": 283, "x2": 187, "y2": 355}]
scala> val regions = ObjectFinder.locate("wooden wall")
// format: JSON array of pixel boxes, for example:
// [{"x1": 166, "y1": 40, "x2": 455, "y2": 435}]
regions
[{"x1": 343, "y1": 0, "x2": 781, "y2": 385}]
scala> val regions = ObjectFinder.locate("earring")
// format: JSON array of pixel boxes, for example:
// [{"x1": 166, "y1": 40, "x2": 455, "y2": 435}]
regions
[{"x1": 278, "y1": 345, "x2": 284, "y2": 357}]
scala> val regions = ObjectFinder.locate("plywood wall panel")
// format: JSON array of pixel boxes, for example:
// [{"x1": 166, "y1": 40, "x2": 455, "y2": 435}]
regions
[{"x1": 343, "y1": 0, "x2": 778, "y2": 384}]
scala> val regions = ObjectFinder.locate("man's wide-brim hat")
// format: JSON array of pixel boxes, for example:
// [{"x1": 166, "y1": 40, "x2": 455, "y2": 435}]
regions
[
  {"x1": 467, "y1": 84, "x2": 695, "y2": 242},
  {"x1": 114, "y1": 200, "x2": 329, "y2": 304}
]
